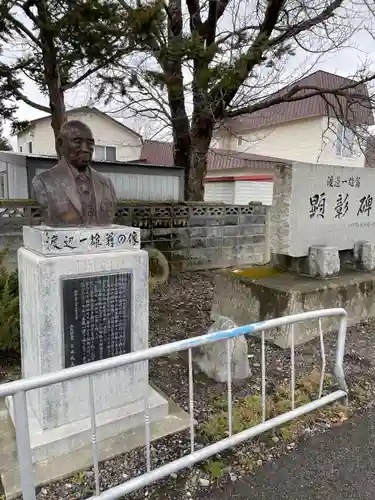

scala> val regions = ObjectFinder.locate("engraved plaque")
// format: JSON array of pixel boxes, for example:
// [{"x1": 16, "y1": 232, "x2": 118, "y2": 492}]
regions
[{"x1": 62, "y1": 272, "x2": 132, "y2": 368}]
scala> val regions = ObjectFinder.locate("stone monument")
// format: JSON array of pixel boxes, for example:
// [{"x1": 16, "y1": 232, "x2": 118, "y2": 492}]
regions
[
  {"x1": 3, "y1": 122, "x2": 188, "y2": 493},
  {"x1": 270, "y1": 162, "x2": 375, "y2": 276},
  {"x1": 9, "y1": 224, "x2": 169, "y2": 463},
  {"x1": 212, "y1": 162, "x2": 375, "y2": 348}
]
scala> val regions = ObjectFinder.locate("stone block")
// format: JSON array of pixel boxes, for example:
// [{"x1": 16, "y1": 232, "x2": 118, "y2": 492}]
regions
[
  {"x1": 193, "y1": 316, "x2": 251, "y2": 382},
  {"x1": 239, "y1": 215, "x2": 266, "y2": 225},
  {"x1": 238, "y1": 235, "x2": 255, "y2": 245},
  {"x1": 190, "y1": 226, "x2": 207, "y2": 238},
  {"x1": 206, "y1": 226, "x2": 223, "y2": 238},
  {"x1": 23, "y1": 224, "x2": 140, "y2": 256},
  {"x1": 252, "y1": 205, "x2": 266, "y2": 215},
  {"x1": 358, "y1": 241, "x2": 375, "y2": 271},
  {"x1": 190, "y1": 237, "x2": 206, "y2": 248},
  {"x1": 223, "y1": 225, "x2": 241, "y2": 237},
  {"x1": 206, "y1": 237, "x2": 223, "y2": 248},
  {"x1": 251, "y1": 225, "x2": 266, "y2": 235},
  {"x1": 253, "y1": 234, "x2": 266, "y2": 244},
  {"x1": 223, "y1": 236, "x2": 239, "y2": 247},
  {"x1": 211, "y1": 269, "x2": 375, "y2": 348},
  {"x1": 17, "y1": 245, "x2": 150, "y2": 431},
  {"x1": 308, "y1": 245, "x2": 340, "y2": 279},
  {"x1": 223, "y1": 215, "x2": 239, "y2": 225}
]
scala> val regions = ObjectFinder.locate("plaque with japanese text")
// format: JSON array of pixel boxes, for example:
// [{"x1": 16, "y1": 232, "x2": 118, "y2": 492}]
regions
[{"x1": 62, "y1": 272, "x2": 132, "y2": 368}]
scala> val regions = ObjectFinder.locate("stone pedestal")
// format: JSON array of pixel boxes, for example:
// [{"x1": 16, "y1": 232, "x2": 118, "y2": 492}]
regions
[
  {"x1": 308, "y1": 245, "x2": 340, "y2": 279},
  {"x1": 7, "y1": 225, "x2": 169, "y2": 463},
  {"x1": 355, "y1": 241, "x2": 375, "y2": 271}
]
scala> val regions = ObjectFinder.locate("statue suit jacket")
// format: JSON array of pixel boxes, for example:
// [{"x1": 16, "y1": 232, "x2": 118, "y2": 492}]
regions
[{"x1": 32, "y1": 158, "x2": 117, "y2": 226}]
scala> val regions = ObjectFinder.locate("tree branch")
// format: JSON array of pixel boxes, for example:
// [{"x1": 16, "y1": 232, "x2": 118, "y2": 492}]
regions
[
  {"x1": 225, "y1": 78, "x2": 375, "y2": 120},
  {"x1": 201, "y1": 0, "x2": 229, "y2": 44},
  {"x1": 185, "y1": 0, "x2": 202, "y2": 32},
  {"x1": 8, "y1": 78, "x2": 50, "y2": 113},
  {"x1": 210, "y1": 0, "x2": 285, "y2": 117},
  {"x1": 268, "y1": 0, "x2": 345, "y2": 49},
  {"x1": 5, "y1": 13, "x2": 42, "y2": 48}
]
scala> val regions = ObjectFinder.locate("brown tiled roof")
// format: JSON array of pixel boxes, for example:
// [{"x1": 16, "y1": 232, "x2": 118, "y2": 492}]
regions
[
  {"x1": 225, "y1": 70, "x2": 374, "y2": 134},
  {"x1": 140, "y1": 140, "x2": 289, "y2": 170}
]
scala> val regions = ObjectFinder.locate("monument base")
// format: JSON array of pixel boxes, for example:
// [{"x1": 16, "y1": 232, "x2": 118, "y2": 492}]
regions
[
  {"x1": 212, "y1": 268, "x2": 375, "y2": 348},
  {"x1": 6, "y1": 386, "x2": 168, "y2": 463}
]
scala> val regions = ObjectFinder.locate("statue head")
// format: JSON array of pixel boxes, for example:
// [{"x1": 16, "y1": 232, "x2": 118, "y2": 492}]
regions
[{"x1": 58, "y1": 120, "x2": 95, "y2": 171}]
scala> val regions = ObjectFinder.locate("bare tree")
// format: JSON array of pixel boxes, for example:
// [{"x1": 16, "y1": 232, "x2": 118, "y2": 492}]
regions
[{"x1": 99, "y1": 0, "x2": 375, "y2": 200}]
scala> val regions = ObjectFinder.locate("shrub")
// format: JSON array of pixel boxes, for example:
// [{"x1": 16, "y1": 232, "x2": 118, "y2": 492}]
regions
[{"x1": 0, "y1": 249, "x2": 20, "y2": 354}]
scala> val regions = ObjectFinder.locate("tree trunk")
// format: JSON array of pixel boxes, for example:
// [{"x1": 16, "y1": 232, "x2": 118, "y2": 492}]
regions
[
  {"x1": 188, "y1": 123, "x2": 213, "y2": 200},
  {"x1": 37, "y1": 1, "x2": 67, "y2": 157},
  {"x1": 170, "y1": 113, "x2": 191, "y2": 200},
  {"x1": 166, "y1": 77, "x2": 191, "y2": 200},
  {"x1": 47, "y1": 81, "x2": 66, "y2": 157}
]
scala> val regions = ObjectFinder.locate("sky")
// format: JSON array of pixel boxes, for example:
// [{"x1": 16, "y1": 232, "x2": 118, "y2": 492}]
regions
[{"x1": 3, "y1": 1, "x2": 375, "y2": 146}]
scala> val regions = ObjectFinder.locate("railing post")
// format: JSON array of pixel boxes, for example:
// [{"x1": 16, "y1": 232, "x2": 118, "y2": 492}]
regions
[{"x1": 13, "y1": 391, "x2": 36, "y2": 500}]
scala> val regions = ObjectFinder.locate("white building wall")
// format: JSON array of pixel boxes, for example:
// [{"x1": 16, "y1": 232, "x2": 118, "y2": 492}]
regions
[
  {"x1": 100, "y1": 172, "x2": 181, "y2": 201},
  {"x1": 213, "y1": 116, "x2": 365, "y2": 168},
  {"x1": 204, "y1": 182, "x2": 234, "y2": 203},
  {"x1": 17, "y1": 109, "x2": 143, "y2": 162},
  {"x1": 7, "y1": 163, "x2": 28, "y2": 198},
  {"x1": 317, "y1": 117, "x2": 364, "y2": 167},
  {"x1": 234, "y1": 180, "x2": 273, "y2": 205},
  {"x1": 205, "y1": 168, "x2": 275, "y2": 206}
]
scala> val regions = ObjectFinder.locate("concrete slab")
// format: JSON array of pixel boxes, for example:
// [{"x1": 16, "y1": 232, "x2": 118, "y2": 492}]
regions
[
  {"x1": 212, "y1": 269, "x2": 375, "y2": 348},
  {"x1": 0, "y1": 389, "x2": 191, "y2": 499},
  {"x1": 6, "y1": 386, "x2": 168, "y2": 463}
]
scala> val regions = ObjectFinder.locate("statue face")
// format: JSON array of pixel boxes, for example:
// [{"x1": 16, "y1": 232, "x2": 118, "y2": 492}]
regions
[{"x1": 60, "y1": 123, "x2": 95, "y2": 170}]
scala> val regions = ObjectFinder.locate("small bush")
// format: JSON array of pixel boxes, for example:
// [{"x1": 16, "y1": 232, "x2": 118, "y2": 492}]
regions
[{"x1": 0, "y1": 249, "x2": 20, "y2": 354}]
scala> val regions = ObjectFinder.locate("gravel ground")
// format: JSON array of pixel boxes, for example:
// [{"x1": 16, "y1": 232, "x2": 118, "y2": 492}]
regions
[{"x1": 2, "y1": 270, "x2": 375, "y2": 500}]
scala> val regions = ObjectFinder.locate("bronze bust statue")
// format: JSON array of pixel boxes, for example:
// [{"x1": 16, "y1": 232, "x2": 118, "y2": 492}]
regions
[{"x1": 32, "y1": 120, "x2": 116, "y2": 227}]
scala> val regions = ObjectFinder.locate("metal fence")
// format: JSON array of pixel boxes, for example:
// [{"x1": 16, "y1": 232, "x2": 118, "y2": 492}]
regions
[{"x1": 0, "y1": 308, "x2": 348, "y2": 500}]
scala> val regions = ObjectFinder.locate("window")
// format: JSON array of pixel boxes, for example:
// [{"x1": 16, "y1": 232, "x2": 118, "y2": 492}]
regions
[
  {"x1": 237, "y1": 136, "x2": 243, "y2": 147},
  {"x1": 0, "y1": 173, "x2": 7, "y2": 199},
  {"x1": 94, "y1": 145, "x2": 117, "y2": 161},
  {"x1": 27, "y1": 141, "x2": 33, "y2": 154},
  {"x1": 336, "y1": 123, "x2": 355, "y2": 158}
]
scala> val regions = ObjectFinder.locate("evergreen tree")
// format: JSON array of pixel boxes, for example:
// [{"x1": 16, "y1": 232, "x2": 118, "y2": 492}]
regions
[
  {"x1": 0, "y1": 124, "x2": 12, "y2": 151},
  {"x1": 0, "y1": 0, "x2": 130, "y2": 153}
]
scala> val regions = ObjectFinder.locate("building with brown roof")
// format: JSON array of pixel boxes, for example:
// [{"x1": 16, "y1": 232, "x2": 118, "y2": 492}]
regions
[
  {"x1": 213, "y1": 70, "x2": 373, "y2": 170},
  {"x1": 141, "y1": 71, "x2": 373, "y2": 204}
]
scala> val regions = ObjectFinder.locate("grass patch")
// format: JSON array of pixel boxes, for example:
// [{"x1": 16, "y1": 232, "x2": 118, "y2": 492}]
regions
[
  {"x1": 198, "y1": 369, "x2": 351, "y2": 481},
  {"x1": 199, "y1": 369, "x2": 347, "y2": 444}
]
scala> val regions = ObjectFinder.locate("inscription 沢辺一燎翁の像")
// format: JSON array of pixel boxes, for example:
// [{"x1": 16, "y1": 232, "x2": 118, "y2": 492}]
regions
[
  {"x1": 309, "y1": 193, "x2": 326, "y2": 219},
  {"x1": 334, "y1": 193, "x2": 349, "y2": 219},
  {"x1": 43, "y1": 229, "x2": 140, "y2": 252},
  {"x1": 327, "y1": 175, "x2": 360, "y2": 188},
  {"x1": 62, "y1": 272, "x2": 132, "y2": 367}
]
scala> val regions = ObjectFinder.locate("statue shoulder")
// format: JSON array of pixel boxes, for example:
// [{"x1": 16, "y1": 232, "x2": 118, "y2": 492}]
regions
[
  {"x1": 33, "y1": 163, "x2": 61, "y2": 184},
  {"x1": 91, "y1": 168, "x2": 114, "y2": 188}
]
